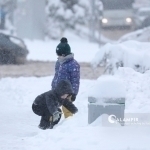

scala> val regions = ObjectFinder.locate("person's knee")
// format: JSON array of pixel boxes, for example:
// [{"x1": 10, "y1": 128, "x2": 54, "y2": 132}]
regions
[{"x1": 32, "y1": 104, "x2": 43, "y2": 116}]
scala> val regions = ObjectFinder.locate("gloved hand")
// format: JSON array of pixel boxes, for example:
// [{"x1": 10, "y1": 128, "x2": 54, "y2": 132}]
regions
[
  {"x1": 52, "y1": 111, "x2": 62, "y2": 122},
  {"x1": 63, "y1": 99, "x2": 78, "y2": 114},
  {"x1": 71, "y1": 94, "x2": 76, "y2": 102}
]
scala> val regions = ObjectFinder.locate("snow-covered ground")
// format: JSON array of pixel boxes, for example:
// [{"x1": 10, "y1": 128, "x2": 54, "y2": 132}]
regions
[
  {"x1": 0, "y1": 68, "x2": 150, "y2": 150},
  {"x1": 1, "y1": 32, "x2": 150, "y2": 149},
  {"x1": 91, "y1": 40, "x2": 150, "y2": 74},
  {"x1": 25, "y1": 32, "x2": 100, "y2": 63}
]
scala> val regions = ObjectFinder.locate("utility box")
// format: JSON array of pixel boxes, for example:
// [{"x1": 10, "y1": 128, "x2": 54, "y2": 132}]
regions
[
  {"x1": 15, "y1": 0, "x2": 46, "y2": 40},
  {"x1": 88, "y1": 97, "x2": 125, "y2": 126},
  {"x1": 88, "y1": 76, "x2": 126, "y2": 126}
]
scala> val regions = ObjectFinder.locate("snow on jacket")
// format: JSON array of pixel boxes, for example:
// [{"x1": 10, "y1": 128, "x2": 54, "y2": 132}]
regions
[
  {"x1": 33, "y1": 80, "x2": 73, "y2": 115},
  {"x1": 51, "y1": 54, "x2": 80, "y2": 95}
]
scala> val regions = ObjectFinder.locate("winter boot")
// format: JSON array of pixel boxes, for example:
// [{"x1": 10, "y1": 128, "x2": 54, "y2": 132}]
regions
[
  {"x1": 48, "y1": 116, "x2": 54, "y2": 129},
  {"x1": 38, "y1": 116, "x2": 50, "y2": 130}
]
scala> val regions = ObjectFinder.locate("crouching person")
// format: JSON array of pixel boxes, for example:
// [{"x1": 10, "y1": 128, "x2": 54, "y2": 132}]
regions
[{"x1": 32, "y1": 80, "x2": 78, "y2": 130}]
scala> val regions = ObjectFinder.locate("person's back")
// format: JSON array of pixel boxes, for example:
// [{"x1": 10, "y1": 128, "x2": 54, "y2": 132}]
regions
[
  {"x1": 32, "y1": 80, "x2": 78, "y2": 129},
  {"x1": 52, "y1": 54, "x2": 80, "y2": 94}
]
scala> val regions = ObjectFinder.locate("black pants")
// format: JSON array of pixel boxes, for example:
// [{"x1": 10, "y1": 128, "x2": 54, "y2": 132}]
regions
[{"x1": 32, "y1": 103, "x2": 62, "y2": 125}]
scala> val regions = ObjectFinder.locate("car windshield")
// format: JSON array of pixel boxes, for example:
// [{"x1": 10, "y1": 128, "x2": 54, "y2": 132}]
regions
[
  {"x1": 138, "y1": 10, "x2": 150, "y2": 16},
  {"x1": 101, "y1": 0, "x2": 134, "y2": 9}
]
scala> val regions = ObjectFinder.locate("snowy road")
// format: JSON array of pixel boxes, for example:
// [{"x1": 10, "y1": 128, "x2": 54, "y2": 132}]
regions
[{"x1": 0, "y1": 61, "x2": 104, "y2": 79}]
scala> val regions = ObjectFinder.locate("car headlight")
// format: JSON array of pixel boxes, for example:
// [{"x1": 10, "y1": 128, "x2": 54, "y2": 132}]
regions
[
  {"x1": 102, "y1": 18, "x2": 108, "y2": 24},
  {"x1": 126, "y1": 18, "x2": 132, "y2": 23}
]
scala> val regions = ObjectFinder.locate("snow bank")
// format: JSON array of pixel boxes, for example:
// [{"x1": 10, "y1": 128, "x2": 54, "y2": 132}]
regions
[
  {"x1": 91, "y1": 40, "x2": 150, "y2": 74},
  {"x1": 115, "y1": 67, "x2": 150, "y2": 113},
  {"x1": 88, "y1": 66, "x2": 150, "y2": 113},
  {"x1": 118, "y1": 27, "x2": 150, "y2": 43}
]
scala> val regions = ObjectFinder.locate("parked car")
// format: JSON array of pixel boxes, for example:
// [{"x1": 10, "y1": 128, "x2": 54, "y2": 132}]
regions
[
  {"x1": 118, "y1": 26, "x2": 150, "y2": 43},
  {"x1": 0, "y1": 33, "x2": 29, "y2": 64},
  {"x1": 142, "y1": 15, "x2": 150, "y2": 28},
  {"x1": 134, "y1": 7, "x2": 150, "y2": 29}
]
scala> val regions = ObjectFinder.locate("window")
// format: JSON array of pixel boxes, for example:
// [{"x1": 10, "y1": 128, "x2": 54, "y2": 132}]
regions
[{"x1": 101, "y1": 0, "x2": 134, "y2": 10}]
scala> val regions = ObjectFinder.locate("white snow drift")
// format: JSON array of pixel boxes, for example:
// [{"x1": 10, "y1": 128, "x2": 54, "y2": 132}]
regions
[{"x1": 91, "y1": 40, "x2": 150, "y2": 74}]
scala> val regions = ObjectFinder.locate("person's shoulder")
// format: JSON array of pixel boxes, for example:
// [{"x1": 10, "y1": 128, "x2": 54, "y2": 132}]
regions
[
  {"x1": 68, "y1": 59, "x2": 80, "y2": 70},
  {"x1": 43, "y1": 90, "x2": 53, "y2": 96},
  {"x1": 69, "y1": 57, "x2": 78, "y2": 64},
  {"x1": 43, "y1": 90, "x2": 57, "y2": 100},
  {"x1": 46, "y1": 90, "x2": 58, "y2": 97},
  {"x1": 72, "y1": 59, "x2": 80, "y2": 66}
]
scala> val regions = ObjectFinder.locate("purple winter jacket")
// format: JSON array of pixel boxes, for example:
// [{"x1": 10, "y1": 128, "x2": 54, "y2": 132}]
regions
[{"x1": 51, "y1": 54, "x2": 80, "y2": 95}]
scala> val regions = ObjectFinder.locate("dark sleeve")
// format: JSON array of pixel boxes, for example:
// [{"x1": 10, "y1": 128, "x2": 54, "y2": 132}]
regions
[
  {"x1": 45, "y1": 94, "x2": 57, "y2": 115},
  {"x1": 69, "y1": 62, "x2": 80, "y2": 95},
  {"x1": 51, "y1": 61, "x2": 60, "y2": 90},
  {"x1": 63, "y1": 99, "x2": 78, "y2": 114}
]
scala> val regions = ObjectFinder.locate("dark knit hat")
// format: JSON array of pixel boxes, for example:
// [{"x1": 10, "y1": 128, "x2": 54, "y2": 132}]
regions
[{"x1": 56, "y1": 37, "x2": 71, "y2": 56}]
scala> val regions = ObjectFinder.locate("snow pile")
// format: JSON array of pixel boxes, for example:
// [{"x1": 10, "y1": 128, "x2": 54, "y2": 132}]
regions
[
  {"x1": 89, "y1": 75, "x2": 126, "y2": 99},
  {"x1": 115, "y1": 67, "x2": 150, "y2": 113},
  {"x1": 91, "y1": 40, "x2": 150, "y2": 74},
  {"x1": 89, "y1": 67, "x2": 150, "y2": 126},
  {"x1": 118, "y1": 27, "x2": 150, "y2": 43}
]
